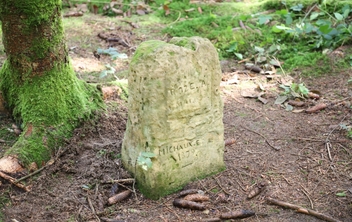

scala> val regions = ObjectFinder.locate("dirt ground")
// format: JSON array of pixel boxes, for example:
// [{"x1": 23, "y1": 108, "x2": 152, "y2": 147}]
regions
[{"x1": 1, "y1": 12, "x2": 352, "y2": 222}]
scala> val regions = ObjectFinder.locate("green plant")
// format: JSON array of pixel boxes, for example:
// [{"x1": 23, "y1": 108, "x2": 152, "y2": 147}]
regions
[
  {"x1": 137, "y1": 151, "x2": 156, "y2": 171},
  {"x1": 275, "y1": 82, "x2": 310, "y2": 110},
  {"x1": 273, "y1": 3, "x2": 352, "y2": 49},
  {"x1": 97, "y1": 48, "x2": 128, "y2": 60},
  {"x1": 281, "y1": 82, "x2": 310, "y2": 98},
  {"x1": 336, "y1": 191, "x2": 347, "y2": 197},
  {"x1": 100, "y1": 64, "x2": 116, "y2": 79}
]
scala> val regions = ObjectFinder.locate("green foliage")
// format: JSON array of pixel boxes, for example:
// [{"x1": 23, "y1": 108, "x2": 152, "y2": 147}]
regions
[
  {"x1": 137, "y1": 151, "x2": 156, "y2": 171},
  {"x1": 280, "y1": 82, "x2": 309, "y2": 98},
  {"x1": 97, "y1": 48, "x2": 128, "y2": 60},
  {"x1": 157, "y1": 0, "x2": 352, "y2": 74},
  {"x1": 336, "y1": 191, "x2": 347, "y2": 197}
]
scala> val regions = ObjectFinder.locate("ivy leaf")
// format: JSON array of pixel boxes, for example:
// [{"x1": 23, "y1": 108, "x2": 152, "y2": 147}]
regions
[
  {"x1": 226, "y1": 42, "x2": 238, "y2": 52},
  {"x1": 145, "y1": 157, "x2": 153, "y2": 168},
  {"x1": 343, "y1": 7, "x2": 350, "y2": 19},
  {"x1": 290, "y1": 4, "x2": 303, "y2": 12},
  {"x1": 336, "y1": 191, "x2": 346, "y2": 197},
  {"x1": 97, "y1": 47, "x2": 128, "y2": 60},
  {"x1": 298, "y1": 83, "x2": 309, "y2": 95},
  {"x1": 318, "y1": 24, "x2": 333, "y2": 34},
  {"x1": 234, "y1": 53, "x2": 243, "y2": 60},
  {"x1": 334, "y1": 12, "x2": 343, "y2": 21},
  {"x1": 310, "y1": 12, "x2": 320, "y2": 20},
  {"x1": 285, "y1": 14, "x2": 293, "y2": 25},
  {"x1": 141, "y1": 151, "x2": 156, "y2": 158},
  {"x1": 100, "y1": 70, "x2": 108, "y2": 79},
  {"x1": 137, "y1": 155, "x2": 147, "y2": 165},
  {"x1": 275, "y1": 95, "x2": 288, "y2": 105},
  {"x1": 258, "y1": 15, "x2": 271, "y2": 25}
]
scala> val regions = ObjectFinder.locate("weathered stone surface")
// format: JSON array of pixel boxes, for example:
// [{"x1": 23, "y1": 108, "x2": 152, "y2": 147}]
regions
[{"x1": 122, "y1": 36, "x2": 225, "y2": 199}]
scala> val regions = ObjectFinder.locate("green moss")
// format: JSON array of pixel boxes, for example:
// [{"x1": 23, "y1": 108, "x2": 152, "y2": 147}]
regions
[
  {"x1": 137, "y1": 164, "x2": 226, "y2": 200},
  {"x1": 110, "y1": 79, "x2": 129, "y2": 101},
  {"x1": 170, "y1": 37, "x2": 197, "y2": 51},
  {"x1": 130, "y1": 40, "x2": 167, "y2": 64},
  {"x1": 0, "y1": 0, "x2": 60, "y2": 28},
  {"x1": 0, "y1": 60, "x2": 104, "y2": 166}
]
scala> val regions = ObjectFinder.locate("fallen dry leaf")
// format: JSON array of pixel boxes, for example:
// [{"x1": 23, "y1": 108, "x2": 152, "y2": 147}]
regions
[
  {"x1": 307, "y1": 92, "x2": 320, "y2": 99},
  {"x1": 225, "y1": 138, "x2": 236, "y2": 146},
  {"x1": 184, "y1": 193, "x2": 210, "y2": 202},
  {"x1": 108, "y1": 190, "x2": 131, "y2": 205},
  {"x1": 306, "y1": 103, "x2": 327, "y2": 113},
  {"x1": 178, "y1": 189, "x2": 199, "y2": 197},
  {"x1": 163, "y1": 4, "x2": 170, "y2": 16},
  {"x1": 0, "y1": 156, "x2": 25, "y2": 174},
  {"x1": 173, "y1": 198, "x2": 205, "y2": 210},
  {"x1": 288, "y1": 100, "x2": 305, "y2": 107},
  {"x1": 220, "y1": 210, "x2": 255, "y2": 219},
  {"x1": 247, "y1": 182, "x2": 266, "y2": 199}
]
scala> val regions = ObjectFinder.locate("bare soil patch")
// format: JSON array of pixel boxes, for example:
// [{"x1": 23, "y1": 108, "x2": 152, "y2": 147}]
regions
[{"x1": 1, "y1": 13, "x2": 352, "y2": 222}]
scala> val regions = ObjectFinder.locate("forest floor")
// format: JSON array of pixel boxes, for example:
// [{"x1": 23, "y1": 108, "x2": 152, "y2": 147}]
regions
[{"x1": 1, "y1": 11, "x2": 352, "y2": 222}]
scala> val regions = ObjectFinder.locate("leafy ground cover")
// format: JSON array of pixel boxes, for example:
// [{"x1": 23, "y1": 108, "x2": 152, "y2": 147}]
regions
[{"x1": 0, "y1": 0, "x2": 352, "y2": 221}]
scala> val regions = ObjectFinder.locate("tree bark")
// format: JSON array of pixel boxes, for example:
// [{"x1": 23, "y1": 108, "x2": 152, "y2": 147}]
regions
[{"x1": 0, "y1": 0, "x2": 103, "y2": 166}]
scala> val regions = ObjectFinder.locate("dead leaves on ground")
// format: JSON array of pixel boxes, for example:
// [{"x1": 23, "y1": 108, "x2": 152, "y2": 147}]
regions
[{"x1": 221, "y1": 64, "x2": 350, "y2": 115}]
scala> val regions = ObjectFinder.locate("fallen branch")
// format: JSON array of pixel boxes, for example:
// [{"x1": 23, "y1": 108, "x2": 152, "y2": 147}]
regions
[
  {"x1": 0, "y1": 170, "x2": 31, "y2": 192},
  {"x1": 266, "y1": 197, "x2": 341, "y2": 222}
]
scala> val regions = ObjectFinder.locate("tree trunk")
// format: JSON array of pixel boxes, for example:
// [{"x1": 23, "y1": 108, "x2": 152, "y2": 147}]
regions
[{"x1": 0, "y1": 0, "x2": 103, "y2": 166}]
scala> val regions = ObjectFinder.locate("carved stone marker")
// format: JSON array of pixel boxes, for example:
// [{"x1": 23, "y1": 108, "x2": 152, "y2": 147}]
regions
[{"x1": 122, "y1": 36, "x2": 225, "y2": 199}]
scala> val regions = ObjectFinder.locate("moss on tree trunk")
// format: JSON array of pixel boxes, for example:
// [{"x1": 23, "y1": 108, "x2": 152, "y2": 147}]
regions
[{"x1": 0, "y1": 0, "x2": 103, "y2": 166}]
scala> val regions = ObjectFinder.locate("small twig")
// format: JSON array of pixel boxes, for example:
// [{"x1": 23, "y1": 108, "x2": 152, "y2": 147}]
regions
[
  {"x1": 324, "y1": 114, "x2": 348, "y2": 162},
  {"x1": 271, "y1": 56, "x2": 286, "y2": 76},
  {"x1": 241, "y1": 125, "x2": 280, "y2": 151},
  {"x1": 293, "y1": 137, "x2": 326, "y2": 142},
  {"x1": 87, "y1": 196, "x2": 101, "y2": 222},
  {"x1": 325, "y1": 140, "x2": 333, "y2": 161},
  {"x1": 300, "y1": 184, "x2": 314, "y2": 209},
  {"x1": 214, "y1": 176, "x2": 231, "y2": 196},
  {"x1": 158, "y1": 215, "x2": 168, "y2": 222},
  {"x1": 14, "y1": 165, "x2": 46, "y2": 183},
  {"x1": 196, "y1": 177, "x2": 208, "y2": 193},
  {"x1": 71, "y1": 192, "x2": 91, "y2": 213},
  {"x1": 337, "y1": 143, "x2": 351, "y2": 156},
  {"x1": 166, "y1": 205, "x2": 181, "y2": 221},
  {"x1": 167, "y1": 11, "x2": 181, "y2": 26},
  {"x1": 281, "y1": 176, "x2": 292, "y2": 186},
  {"x1": 301, "y1": 3, "x2": 318, "y2": 23},
  {"x1": 153, "y1": 196, "x2": 174, "y2": 210},
  {"x1": 231, "y1": 170, "x2": 247, "y2": 192},
  {"x1": 267, "y1": 197, "x2": 341, "y2": 222},
  {"x1": 0, "y1": 171, "x2": 31, "y2": 192},
  {"x1": 16, "y1": 145, "x2": 69, "y2": 183},
  {"x1": 101, "y1": 178, "x2": 135, "y2": 184},
  {"x1": 331, "y1": 96, "x2": 352, "y2": 106}
]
